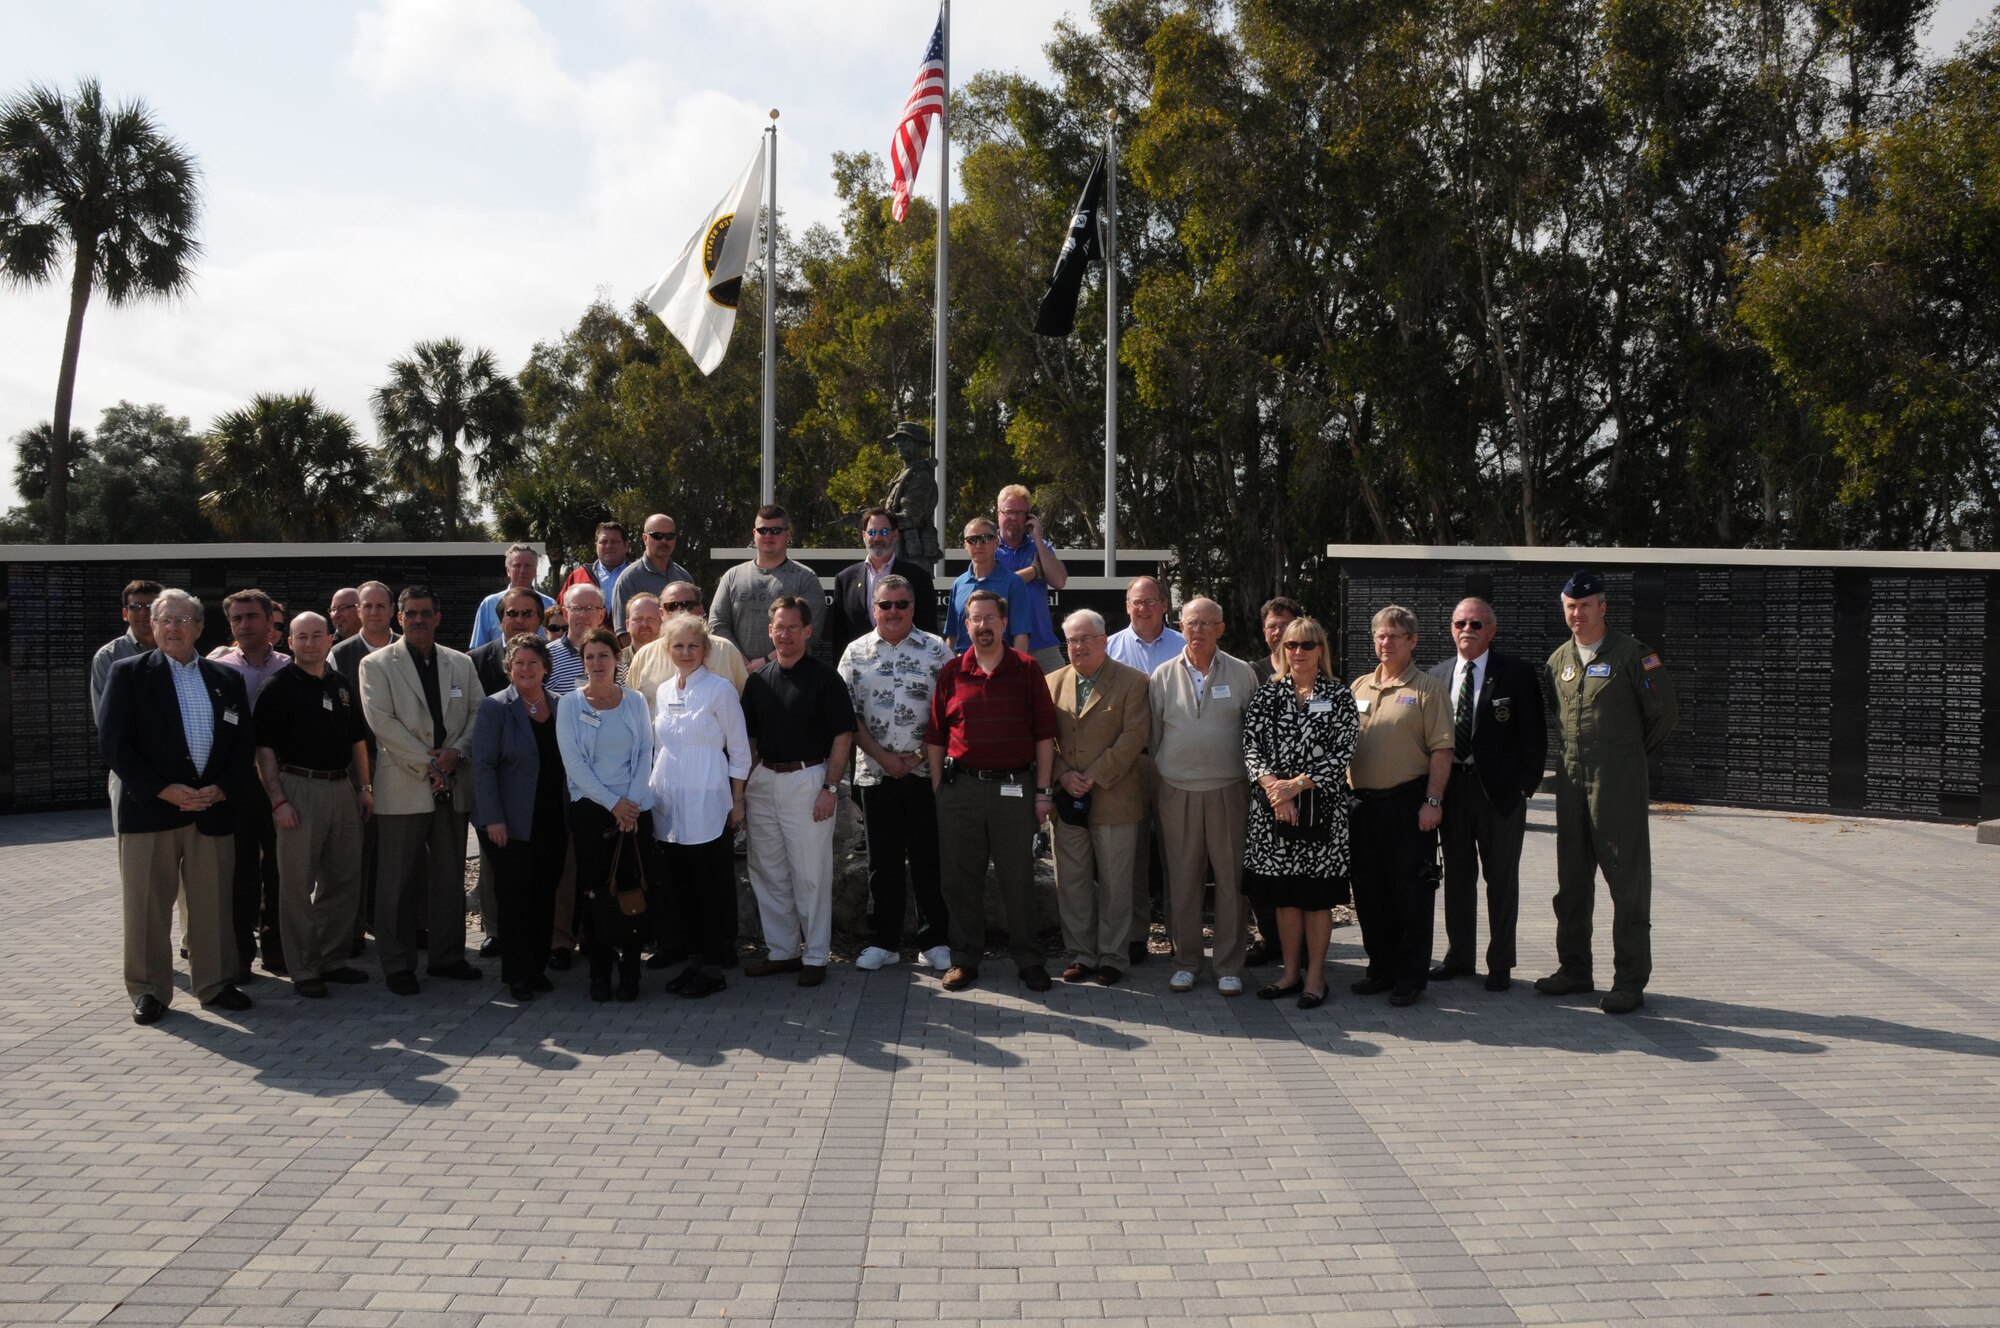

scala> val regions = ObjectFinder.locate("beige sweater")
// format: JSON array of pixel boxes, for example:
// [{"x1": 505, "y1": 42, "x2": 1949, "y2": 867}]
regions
[{"x1": 1148, "y1": 649, "x2": 1258, "y2": 791}]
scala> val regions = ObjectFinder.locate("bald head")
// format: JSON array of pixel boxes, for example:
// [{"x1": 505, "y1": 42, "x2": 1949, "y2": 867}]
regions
[{"x1": 288, "y1": 611, "x2": 335, "y2": 670}]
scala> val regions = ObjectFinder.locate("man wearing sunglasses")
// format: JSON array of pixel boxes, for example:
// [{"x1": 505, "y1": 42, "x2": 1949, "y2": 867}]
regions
[
  {"x1": 1425, "y1": 598, "x2": 1546, "y2": 992},
  {"x1": 943, "y1": 518, "x2": 1029, "y2": 654},
  {"x1": 469, "y1": 543, "x2": 555, "y2": 649},
  {"x1": 823, "y1": 506, "x2": 939, "y2": 656},
  {"x1": 92, "y1": 580, "x2": 163, "y2": 833},
  {"x1": 609, "y1": 513, "x2": 695, "y2": 627},
  {"x1": 710, "y1": 505, "x2": 825, "y2": 672}
]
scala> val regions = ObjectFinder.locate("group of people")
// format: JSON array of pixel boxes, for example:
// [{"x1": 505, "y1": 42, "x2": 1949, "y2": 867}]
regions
[{"x1": 93, "y1": 491, "x2": 1678, "y2": 1027}]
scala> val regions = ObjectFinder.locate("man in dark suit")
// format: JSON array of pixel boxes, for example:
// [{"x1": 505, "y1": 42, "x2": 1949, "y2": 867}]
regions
[
  {"x1": 1427, "y1": 596, "x2": 1547, "y2": 991},
  {"x1": 100, "y1": 588, "x2": 260, "y2": 1023},
  {"x1": 469, "y1": 587, "x2": 543, "y2": 696},
  {"x1": 822, "y1": 506, "x2": 938, "y2": 656}
]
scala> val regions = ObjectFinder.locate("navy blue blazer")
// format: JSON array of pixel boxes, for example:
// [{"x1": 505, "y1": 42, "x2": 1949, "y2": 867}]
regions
[
  {"x1": 823, "y1": 557, "x2": 939, "y2": 656},
  {"x1": 99, "y1": 650, "x2": 258, "y2": 836},
  {"x1": 1428, "y1": 648, "x2": 1548, "y2": 811},
  {"x1": 470, "y1": 687, "x2": 563, "y2": 840}
]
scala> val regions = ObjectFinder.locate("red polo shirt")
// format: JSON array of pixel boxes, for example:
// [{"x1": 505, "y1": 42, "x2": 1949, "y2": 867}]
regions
[{"x1": 926, "y1": 645, "x2": 1056, "y2": 770}]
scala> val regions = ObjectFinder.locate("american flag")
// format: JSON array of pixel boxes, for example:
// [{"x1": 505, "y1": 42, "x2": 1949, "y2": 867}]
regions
[{"x1": 889, "y1": 13, "x2": 946, "y2": 222}]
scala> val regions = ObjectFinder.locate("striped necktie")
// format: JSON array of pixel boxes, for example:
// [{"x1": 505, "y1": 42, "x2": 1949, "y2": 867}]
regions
[{"x1": 1454, "y1": 662, "x2": 1475, "y2": 761}]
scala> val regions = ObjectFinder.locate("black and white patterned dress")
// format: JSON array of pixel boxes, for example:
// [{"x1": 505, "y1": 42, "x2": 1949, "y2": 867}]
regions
[{"x1": 1242, "y1": 674, "x2": 1361, "y2": 909}]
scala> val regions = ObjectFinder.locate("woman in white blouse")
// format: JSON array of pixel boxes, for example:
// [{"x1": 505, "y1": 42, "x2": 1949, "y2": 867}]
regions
[
  {"x1": 647, "y1": 614, "x2": 751, "y2": 998},
  {"x1": 556, "y1": 627, "x2": 656, "y2": 1002}
]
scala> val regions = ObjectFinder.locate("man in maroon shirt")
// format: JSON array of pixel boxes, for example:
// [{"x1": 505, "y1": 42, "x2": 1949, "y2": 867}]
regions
[{"x1": 925, "y1": 590, "x2": 1058, "y2": 993}]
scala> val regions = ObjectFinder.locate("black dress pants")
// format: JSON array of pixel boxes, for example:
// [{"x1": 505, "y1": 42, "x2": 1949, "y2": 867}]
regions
[
  {"x1": 661, "y1": 830, "x2": 735, "y2": 967},
  {"x1": 1349, "y1": 778, "x2": 1441, "y2": 992},
  {"x1": 569, "y1": 801, "x2": 652, "y2": 987},
  {"x1": 859, "y1": 774, "x2": 949, "y2": 952},
  {"x1": 1439, "y1": 764, "x2": 1525, "y2": 975},
  {"x1": 233, "y1": 783, "x2": 281, "y2": 970},
  {"x1": 485, "y1": 823, "x2": 565, "y2": 985}
]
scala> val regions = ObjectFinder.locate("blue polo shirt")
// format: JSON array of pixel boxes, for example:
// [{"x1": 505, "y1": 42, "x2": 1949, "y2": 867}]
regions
[
  {"x1": 944, "y1": 566, "x2": 1030, "y2": 652},
  {"x1": 992, "y1": 534, "x2": 1060, "y2": 652}
]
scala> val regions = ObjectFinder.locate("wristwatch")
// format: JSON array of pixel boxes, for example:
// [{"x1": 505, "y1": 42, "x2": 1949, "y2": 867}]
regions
[
  {"x1": 821, "y1": 782, "x2": 837, "y2": 793},
  {"x1": 1424, "y1": 795, "x2": 1442, "y2": 808},
  {"x1": 1038, "y1": 786, "x2": 1055, "y2": 797}
]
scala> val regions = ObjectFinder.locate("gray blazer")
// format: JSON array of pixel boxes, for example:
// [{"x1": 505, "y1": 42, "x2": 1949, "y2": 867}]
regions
[{"x1": 470, "y1": 687, "x2": 562, "y2": 840}]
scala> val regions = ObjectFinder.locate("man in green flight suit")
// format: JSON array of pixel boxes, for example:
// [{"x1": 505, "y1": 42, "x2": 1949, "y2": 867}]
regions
[{"x1": 1535, "y1": 570, "x2": 1678, "y2": 1014}]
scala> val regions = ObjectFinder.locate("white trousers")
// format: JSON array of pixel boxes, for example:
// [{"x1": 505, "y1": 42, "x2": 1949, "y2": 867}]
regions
[{"x1": 745, "y1": 763, "x2": 834, "y2": 965}]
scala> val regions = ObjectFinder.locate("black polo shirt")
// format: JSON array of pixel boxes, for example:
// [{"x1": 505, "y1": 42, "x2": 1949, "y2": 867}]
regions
[
  {"x1": 742, "y1": 654, "x2": 856, "y2": 764},
  {"x1": 253, "y1": 663, "x2": 370, "y2": 772}
]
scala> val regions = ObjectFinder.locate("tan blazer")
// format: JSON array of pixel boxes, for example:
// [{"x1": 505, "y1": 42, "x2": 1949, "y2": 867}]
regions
[
  {"x1": 359, "y1": 639, "x2": 480, "y2": 816},
  {"x1": 1047, "y1": 657, "x2": 1152, "y2": 825}
]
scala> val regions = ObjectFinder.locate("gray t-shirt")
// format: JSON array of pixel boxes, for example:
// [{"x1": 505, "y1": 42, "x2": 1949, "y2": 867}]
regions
[
  {"x1": 609, "y1": 557, "x2": 694, "y2": 626},
  {"x1": 708, "y1": 558, "x2": 824, "y2": 663}
]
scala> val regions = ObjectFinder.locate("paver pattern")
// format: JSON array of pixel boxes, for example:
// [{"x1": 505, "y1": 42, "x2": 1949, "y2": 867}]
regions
[{"x1": 2, "y1": 799, "x2": 1997, "y2": 1327}]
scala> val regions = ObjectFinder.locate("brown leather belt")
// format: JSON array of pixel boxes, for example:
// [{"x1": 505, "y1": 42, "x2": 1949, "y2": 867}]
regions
[
  {"x1": 279, "y1": 764, "x2": 350, "y2": 781},
  {"x1": 758, "y1": 759, "x2": 815, "y2": 774}
]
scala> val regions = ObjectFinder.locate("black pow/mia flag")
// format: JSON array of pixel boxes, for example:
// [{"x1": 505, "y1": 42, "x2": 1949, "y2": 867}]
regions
[{"x1": 1033, "y1": 147, "x2": 1108, "y2": 337}]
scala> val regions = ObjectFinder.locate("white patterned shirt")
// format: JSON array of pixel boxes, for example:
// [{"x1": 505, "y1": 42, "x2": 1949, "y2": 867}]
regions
[{"x1": 836, "y1": 627, "x2": 953, "y2": 785}]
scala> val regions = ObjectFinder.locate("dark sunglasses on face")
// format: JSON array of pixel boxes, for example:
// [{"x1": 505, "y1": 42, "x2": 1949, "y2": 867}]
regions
[
  {"x1": 1282, "y1": 641, "x2": 1319, "y2": 651},
  {"x1": 664, "y1": 601, "x2": 701, "y2": 612},
  {"x1": 647, "y1": 530, "x2": 677, "y2": 541},
  {"x1": 1452, "y1": 618, "x2": 1487, "y2": 630},
  {"x1": 502, "y1": 608, "x2": 541, "y2": 619},
  {"x1": 875, "y1": 599, "x2": 912, "y2": 611},
  {"x1": 963, "y1": 533, "x2": 996, "y2": 545},
  {"x1": 126, "y1": 602, "x2": 154, "y2": 614},
  {"x1": 755, "y1": 526, "x2": 787, "y2": 537}
]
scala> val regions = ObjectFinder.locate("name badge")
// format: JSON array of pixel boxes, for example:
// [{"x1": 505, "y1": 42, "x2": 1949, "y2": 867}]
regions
[
  {"x1": 579, "y1": 710, "x2": 602, "y2": 728},
  {"x1": 449, "y1": 685, "x2": 464, "y2": 698},
  {"x1": 1211, "y1": 685, "x2": 1231, "y2": 699},
  {"x1": 666, "y1": 696, "x2": 687, "y2": 712},
  {"x1": 1309, "y1": 699, "x2": 1333, "y2": 714},
  {"x1": 1396, "y1": 693, "x2": 1420, "y2": 706},
  {"x1": 1000, "y1": 783, "x2": 1024, "y2": 798},
  {"x1": 1356, "y1": 698, "x2": 1371, "y2": 712},
  {"x1": 322, "y1": 695, "x2": 335, "y2": 712},
  {"x1": 222, "y1": 708, "x2": 240, "y2": 725},
  {"x1": 1585, "y1": 663, "x2": 1611, "y2": 678}
]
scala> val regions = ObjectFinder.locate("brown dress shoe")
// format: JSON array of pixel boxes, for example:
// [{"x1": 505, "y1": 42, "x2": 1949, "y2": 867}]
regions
[
  {"x1": 941, "y1": 966, "x2": 976, "y2": 991},
  {"x1": 744, "y1": 957, "x2": 803, "y2": 977},
  {"x1": 1060, "y1": 962, "x2": 1093, "y2": 983},
  {"x1": 798, "y1": 964, "x2": 826, "y2": 987}
]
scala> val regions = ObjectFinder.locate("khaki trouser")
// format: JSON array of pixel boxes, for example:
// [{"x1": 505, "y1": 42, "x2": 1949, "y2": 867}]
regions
[
  {"x1": 1158, "y1": 780, "x2": 1249, "y2": 978},
  {"x1": 374, "y1": 806, "x2": 469, "y2": 977},
  {"x1": 745, "y1": 763, "x2": 836, "y2": 966},
  {"x1": 120, "y1": 824, "x2": 237, "y2": 1005},
  {"x1": 274, "y1": 772, "x2": 363, "y2": 982},
  {"x1": 1053, "y1": 819, "x2": 1137, "y2": 971}
]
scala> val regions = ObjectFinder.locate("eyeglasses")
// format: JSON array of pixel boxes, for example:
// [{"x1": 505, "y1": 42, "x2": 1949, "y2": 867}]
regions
[
  {"x1": 153, "y1": 614, "x2": 196, "y2": 628},
  {"x1": 1182, "y1": 619, "x2": 1222, "y2": 631},
  {"x1": 125, "y1": 602, "x2": 154, "y2": 614},
  {"x1": 755, "y1": 526, "x2": 788, "y2": 537},
  {"x1": 1126, "y1": 598, "x2": 1162, "y2": 609},
  {"x1": 1282, "y1": 641, "x2": 1320, "y2": 652},
  {"x1": 963, "y1": 533, "x2": 996, "y2": 545},
  {"x1": 646, "y1": 530, "x2": 677, "y2": 541},
  {"x1": 875, "y1": 599, "x2": 912, "y2": 611},
  {"x1": 864, "y1": 527, "x2": 895, "y2": 538},
  {"x1": 1064, "y1": 634, "x2": 1105, "y2": 647},
  {"x1": 1452, "y1": 618, "x2": 1487, "y2": 630},
  {"x1": 502, "y1": 608, "x2": 541, "y2": 619}
]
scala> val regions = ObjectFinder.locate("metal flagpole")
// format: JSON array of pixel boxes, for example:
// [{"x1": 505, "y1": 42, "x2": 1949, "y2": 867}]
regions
[
  {"x1": 761, "y1": 111, "x2": 779, "y2": 506},
  {"x1": 1103, "y1": 108, "x2": 1118, "y2": 578},
  {"x1": 932, "y1": 0, "x2": 950, "y2": 571}
]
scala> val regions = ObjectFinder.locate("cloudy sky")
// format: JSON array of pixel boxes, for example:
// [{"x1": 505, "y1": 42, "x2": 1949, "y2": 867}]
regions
[{"x1": 2, "y1": 0, "x2": 1991, "y2": 515}]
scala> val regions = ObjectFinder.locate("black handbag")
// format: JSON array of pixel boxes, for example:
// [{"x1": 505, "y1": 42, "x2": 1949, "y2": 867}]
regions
[{"x1": 1269, "y1": 784, "x2": 1332, "y2": 843}]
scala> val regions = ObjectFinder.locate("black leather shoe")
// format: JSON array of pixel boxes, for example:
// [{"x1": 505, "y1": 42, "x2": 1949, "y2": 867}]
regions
[
  {"x1": 427, "y1": 960, "x2": 483, "y2": 981},
  {"x1": 1019, "y1": 966, "x2": 1053, "y2": 992},
  {"x1": 478, "y1": 937, "x2": 501, "y2": 958},
  {"x1": 1258, "y1": 979, "x2": 1305, "y2": 1000},
  {"x1": 1600, "y1": 988, "x2": 1644, "y2": 1015},
  {"x1": 1387, "y1": 988, "x2": 1422, "y2": 1007},
  {"x1": 547, "y1": 948, "x2": 573, "y2": 971},
  {"x1": 323, "y1": 966, "x2": 369, "y2": 985},
  {"x1": 294, "y1": 978, "x2": 328, "y2": 999},
  {"x1": 509, "y1": 982, "x2": 535, "y2": 1001},
  {"x1": 1484, "y1": 970, "x2": 1512, "y2": 992},
  {"x1": 1534, "y1": 971, "x2": 1594, "y2": 995},
  {"x1": 1428, "y1": 962, "x2": 1474, "y2": 981},
  {"x1": 1297, "y1": 987, "x2": 1327, "y2": 1011},
  {"x1": 204, "y1": 986, "x2": 253, "y2": 1012},
  {"x1": 528, "y1": 974, "x2": 553, "y2": 993},
  {"x1": 1350, "y1": 976, "x2": 1395, "y2": 995},
  {"x1": 132, "y1": 994, "x2": 166, "y2": 1025},
  {"x1": 386, "y1": 971, "x2": 420, "y2": 996}
]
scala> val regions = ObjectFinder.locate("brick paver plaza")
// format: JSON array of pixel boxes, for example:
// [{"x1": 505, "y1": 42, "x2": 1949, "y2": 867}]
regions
[{"x1": 2, "y1": 798, "x2": 1997, "y2": 1327}]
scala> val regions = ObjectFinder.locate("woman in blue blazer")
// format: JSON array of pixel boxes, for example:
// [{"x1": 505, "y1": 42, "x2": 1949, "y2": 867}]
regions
[{"x1": 471, "y1": 636, "x2": 567, "y2": 1002}]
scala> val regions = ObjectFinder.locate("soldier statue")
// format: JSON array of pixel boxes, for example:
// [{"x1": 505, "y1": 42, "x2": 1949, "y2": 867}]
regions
[{"x1": 883, "y1": 421, "x2": 942, "y2": 564}]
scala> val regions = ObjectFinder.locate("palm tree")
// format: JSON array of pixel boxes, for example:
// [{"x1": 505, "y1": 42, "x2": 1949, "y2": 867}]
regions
[
  {"x1": 199, "y1": 392, "x2": 372, "y2": 541},
  {"x1": 0, "y1": 79, "x2": 201, "y2": 544},
  {"x1": 372, "y1": 338, "x2": 526, "y2": 539}
]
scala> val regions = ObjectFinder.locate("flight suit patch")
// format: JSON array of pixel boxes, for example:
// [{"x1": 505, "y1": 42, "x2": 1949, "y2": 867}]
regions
[
  {"x1": 1585, "y1": 663, "x2": 1611, "y2": 678},
  {"x1": 1641, "y1": 653, "x2": 1663, "y2": 670}
]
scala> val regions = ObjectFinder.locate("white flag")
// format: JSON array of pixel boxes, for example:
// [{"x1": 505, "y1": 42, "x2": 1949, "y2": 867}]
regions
[{"x1": 644, "y1": 140, "x2": 766, "y2": 375}]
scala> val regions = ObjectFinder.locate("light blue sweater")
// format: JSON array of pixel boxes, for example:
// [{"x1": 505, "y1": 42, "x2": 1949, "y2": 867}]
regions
[{"x1": 555, "y1": 686, "x2": 654, "y2": 811}]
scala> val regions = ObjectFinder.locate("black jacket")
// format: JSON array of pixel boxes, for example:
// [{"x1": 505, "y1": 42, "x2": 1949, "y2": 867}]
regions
[
  {"x1": 468, "y1": 639, "x2": 511, "y2": 697},
  {"x1": 823, "y1": 557, "x2": 939, "y2": 655},
  {"x1": 1427, "y1": 648, "x2": 1547, "y2": 811},
  {"x1": 100, "y1": 650, "x2": 258, "y2": 836}
]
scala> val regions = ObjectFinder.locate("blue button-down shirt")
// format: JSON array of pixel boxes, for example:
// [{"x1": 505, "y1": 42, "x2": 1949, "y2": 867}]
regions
[
  {"x1": 992, "y1": 535, "x2": 1060, "y2": 652},
  {"x1": 167, "y1": 652, "x2": 216, "y2": 777},
  {"x1": 1106, "y1": 624, "x2": 1186, "y2": 677},
  {"x1": 944, "y1": 566, "x2": 1030, "y2": 652}
]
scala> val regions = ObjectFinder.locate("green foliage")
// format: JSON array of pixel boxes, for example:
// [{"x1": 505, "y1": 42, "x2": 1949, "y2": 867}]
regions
[
  {"x1": 0, "y1": 78, "x2": 202, "y2": 543},
  {"x1": 200, "y1": 392, "x2": 372, "y2": 540},
  {"x1": 372, "y1": 338, "x2": 525, "y2": 540},
  {"x1": 0, "y1": 403, "x2": 213, "y2": 543}
]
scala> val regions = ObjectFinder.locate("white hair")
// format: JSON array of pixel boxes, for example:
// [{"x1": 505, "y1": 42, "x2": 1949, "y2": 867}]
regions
[
  {"x1": 153, "y1": 588, "x2": 203, "y2": 620},
  {"x1": 1062, "y1": 608, "x2": 1106, "y2": 636},
  {"x1": 562, "y1": 581, "x2": 604, "y2": 609}
]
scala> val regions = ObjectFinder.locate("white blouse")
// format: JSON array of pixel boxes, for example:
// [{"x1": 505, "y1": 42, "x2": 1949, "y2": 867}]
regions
[{"x1": 647, "y1": 666, "x2": 752, "y2": 844}]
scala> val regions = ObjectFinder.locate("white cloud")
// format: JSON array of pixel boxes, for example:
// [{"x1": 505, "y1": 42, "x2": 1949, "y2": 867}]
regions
[{"x1": 350, "y1": 0, "x2": 577, "y2": 119}]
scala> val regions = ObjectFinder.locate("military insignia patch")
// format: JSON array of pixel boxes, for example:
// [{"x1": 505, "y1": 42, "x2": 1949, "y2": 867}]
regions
[
  {"x1": 1560, "y1": 665, "x2": 1576, "y2": 682},
  {"x1": 1585, "y1": 662, "x2": 1611, "y2": 678},
  {"x1": 1494, "y1": 702, "x2": 1512, "y2": 723},
  {"x1": 1642, "y1": 653, "x2": 1662, "y2": 670}
]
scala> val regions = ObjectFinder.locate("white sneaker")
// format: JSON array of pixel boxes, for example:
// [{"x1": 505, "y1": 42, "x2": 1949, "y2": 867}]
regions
[
  {"x1": 921, "y1": 945, "x2": 952, "y2": 971},
  {"x1": 855, "y1": 946, "x2": 899, "y2": 971},
  {"x1": 1217, "y1": 975, "x2": 1244, "y2": 996},
  {"x1": 1170, "y1": 969, "x2": 1196, "y2": 993}
]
